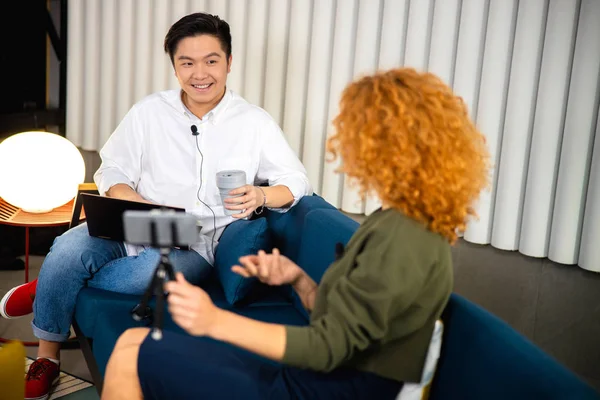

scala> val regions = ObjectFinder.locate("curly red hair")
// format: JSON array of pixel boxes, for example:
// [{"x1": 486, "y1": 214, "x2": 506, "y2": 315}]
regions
[{"x1": 327, "y1": 68, "x2": 490, "y2": 244}]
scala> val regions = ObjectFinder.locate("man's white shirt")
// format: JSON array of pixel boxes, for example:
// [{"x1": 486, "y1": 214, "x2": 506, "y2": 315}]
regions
[{"x1": 94, "y1": 89, "x2": 312, "y2": 265}]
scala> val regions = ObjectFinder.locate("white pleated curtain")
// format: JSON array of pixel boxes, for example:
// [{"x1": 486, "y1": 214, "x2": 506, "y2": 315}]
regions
[{"x1": 66, "y1": 0, "x2": 600, "y2": 272}]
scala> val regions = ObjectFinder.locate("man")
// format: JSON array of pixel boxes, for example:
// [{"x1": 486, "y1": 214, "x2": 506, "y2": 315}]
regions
[{"x1": 0, "y1": 12, "x2": 311, "y2": 400}]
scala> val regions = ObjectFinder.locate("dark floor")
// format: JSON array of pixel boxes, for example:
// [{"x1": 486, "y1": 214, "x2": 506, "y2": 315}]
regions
[{"x1": 0, "y1": 256, "x2": 99, "y2": 399}]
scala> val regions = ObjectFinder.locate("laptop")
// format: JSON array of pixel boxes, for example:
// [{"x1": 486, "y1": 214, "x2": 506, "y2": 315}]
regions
[{"x1": 81, "y1": 193, "x2": 186, "y2": 242}]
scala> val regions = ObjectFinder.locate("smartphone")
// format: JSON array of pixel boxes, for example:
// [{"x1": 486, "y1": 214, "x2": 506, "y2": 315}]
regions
[{"x1": 123, "y1": 209, "x2": 201, "y2": 248}]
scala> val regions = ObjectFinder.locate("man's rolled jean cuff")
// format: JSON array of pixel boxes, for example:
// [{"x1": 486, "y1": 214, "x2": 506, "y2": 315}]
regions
[{"x1": 31, "y1": 321, "x2": 71, "y2": 342}]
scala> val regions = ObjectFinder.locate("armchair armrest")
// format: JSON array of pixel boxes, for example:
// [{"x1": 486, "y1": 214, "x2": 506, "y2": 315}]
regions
[{"x1": 264, "y1": 194, "x2": 336, "y2": 262}]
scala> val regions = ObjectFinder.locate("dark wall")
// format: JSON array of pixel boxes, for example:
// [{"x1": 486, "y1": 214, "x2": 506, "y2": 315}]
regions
[
  {"x1": 0, "y1": 0, "x2": 54, "y2": 264},
  {"x1": 0, "y1": 0, "x2": 47, "y2": 115}
]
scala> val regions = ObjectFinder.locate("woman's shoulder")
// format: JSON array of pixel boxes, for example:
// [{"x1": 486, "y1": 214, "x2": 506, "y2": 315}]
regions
[
  {"x1": 370, "y1": 208, "x2": 446, "y2": 241},
  {"x1": 361, "y1": 208, "x2": 450, "y2": 262}
]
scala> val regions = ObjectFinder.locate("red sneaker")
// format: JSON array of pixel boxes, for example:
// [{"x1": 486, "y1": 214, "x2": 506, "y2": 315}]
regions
[
  {"x1": 0, "y1": 279, "x2": 37, "y2": 319},
  {"x1": 25, "y1": 358, "x2": 60, "y2": 400}
]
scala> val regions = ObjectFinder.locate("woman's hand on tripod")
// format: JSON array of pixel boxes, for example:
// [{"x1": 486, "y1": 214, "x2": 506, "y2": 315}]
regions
[{"x1": 164, "y1": 273, "x2": 217, "y2": 336}]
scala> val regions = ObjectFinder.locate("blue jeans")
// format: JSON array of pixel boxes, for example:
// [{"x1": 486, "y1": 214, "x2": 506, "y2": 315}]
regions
[{"x1": 32, "y1": 223, "x2": 211, "y2": 342}]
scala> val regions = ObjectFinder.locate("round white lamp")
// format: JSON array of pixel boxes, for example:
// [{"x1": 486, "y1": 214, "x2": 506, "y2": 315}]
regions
[{"x1": 0, "y1": 131, "x2": 86, "y2": 213}]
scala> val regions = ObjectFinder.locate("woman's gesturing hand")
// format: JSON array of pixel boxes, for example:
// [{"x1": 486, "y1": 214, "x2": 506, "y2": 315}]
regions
[{"x1": 231, "y1": 248, "x2": 302, "y2": 287}]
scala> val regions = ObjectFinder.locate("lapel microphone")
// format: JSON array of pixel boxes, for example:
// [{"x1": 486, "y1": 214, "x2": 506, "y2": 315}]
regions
[{"x1": 191, "y1": 125, "x2": 199, "y2": 136}]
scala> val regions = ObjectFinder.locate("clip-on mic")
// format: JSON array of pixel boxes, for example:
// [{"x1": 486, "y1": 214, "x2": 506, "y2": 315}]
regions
[{"x1": 191, "y1": 125, "x2": 199, "y2": 136}]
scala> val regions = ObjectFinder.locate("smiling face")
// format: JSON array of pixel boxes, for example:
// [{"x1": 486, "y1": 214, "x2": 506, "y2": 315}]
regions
[{"x1": 173, "y1": 34, "x2": 232, "y2": 118}]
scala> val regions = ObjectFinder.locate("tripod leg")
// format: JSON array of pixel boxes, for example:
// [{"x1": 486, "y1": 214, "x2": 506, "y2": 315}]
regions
[
  {"x1": 132, "y1": 267, "x2": 161, "y2": 321},
  {"x1": 151, "y1": 266, "x2": 167, "y2": 340},
  {"x1": 164, "y1": 260, "x2": 176, "y2": 282}
]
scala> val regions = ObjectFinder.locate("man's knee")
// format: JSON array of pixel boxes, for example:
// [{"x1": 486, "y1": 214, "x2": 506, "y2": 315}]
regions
[
  {"x1": 51, "y1": 223, "x2": 91, "y2": 250},
  {"x1": 42, "y1": 223, "x2": 117, "y2": 276}
]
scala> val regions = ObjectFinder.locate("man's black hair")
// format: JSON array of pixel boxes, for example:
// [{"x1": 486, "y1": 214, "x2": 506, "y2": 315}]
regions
[{"x1": 164, "y1": 12, "x2": 232, "y2": 64}]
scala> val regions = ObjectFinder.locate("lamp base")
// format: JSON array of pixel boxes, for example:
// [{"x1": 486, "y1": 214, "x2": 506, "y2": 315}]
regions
[{"x1": 21, "y1": 208, "x2": 54, "y2": 214}]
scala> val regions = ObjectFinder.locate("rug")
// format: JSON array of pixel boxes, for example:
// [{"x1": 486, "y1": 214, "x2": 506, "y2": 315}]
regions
[{"x1": 25, "y1": 358, "x2": 94, "y2": 399}]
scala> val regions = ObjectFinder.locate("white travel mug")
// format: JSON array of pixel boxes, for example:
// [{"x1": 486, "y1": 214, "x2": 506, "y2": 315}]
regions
[{"x1": 216, "y1": 170, "x2": 246, "y2": 216}]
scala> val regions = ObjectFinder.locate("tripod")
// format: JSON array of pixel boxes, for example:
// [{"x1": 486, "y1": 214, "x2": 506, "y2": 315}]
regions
[{"x1": 130, "y1": 221, "x2": 178, "y2": 341}]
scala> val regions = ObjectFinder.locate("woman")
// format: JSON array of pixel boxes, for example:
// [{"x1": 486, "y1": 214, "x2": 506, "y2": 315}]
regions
[{"x1": 101, "y1": 68, "x2": 490, "y2": 399}]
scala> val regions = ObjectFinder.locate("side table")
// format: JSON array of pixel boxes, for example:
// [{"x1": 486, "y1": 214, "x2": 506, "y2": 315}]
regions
[{"x1": 0, "y1": 197, "x2": 85, "y2": 283}]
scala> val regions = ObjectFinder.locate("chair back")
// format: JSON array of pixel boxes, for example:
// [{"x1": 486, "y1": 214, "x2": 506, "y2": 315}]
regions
[
  {"x1": 429, "y1": 294, "x2": 599, "y2": 399},
  {"x1": 397, "y1": 320, "x2": 444, "y2": 400}
]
